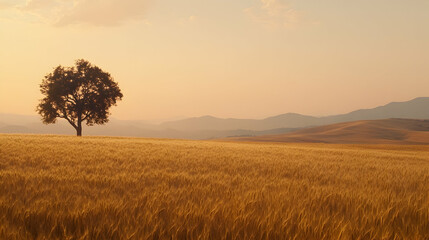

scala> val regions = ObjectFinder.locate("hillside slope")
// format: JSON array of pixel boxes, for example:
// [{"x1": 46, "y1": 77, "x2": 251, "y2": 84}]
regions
[
  {"x1": 161, "y1": 97, "x2": 429, "y2": 131},
  {"x1": 160, "y1": 113, "x2": 319, "y2": 131},
  {"x1": 231, "y1": 119, "x2": 429, "y2": 144},
  {"x1": 2, "y1": 97, "x2": 429, "y2": 139}
]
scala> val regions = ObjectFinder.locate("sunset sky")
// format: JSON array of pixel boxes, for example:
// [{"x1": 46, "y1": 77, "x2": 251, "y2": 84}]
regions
[{"x1": 1, "y1": 0, "x2": 428, "y2": 121}]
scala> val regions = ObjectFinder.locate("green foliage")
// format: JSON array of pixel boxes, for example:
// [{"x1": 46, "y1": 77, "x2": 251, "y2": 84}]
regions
[{"x1": 37, "y1": 59, "x2": 123, "y2": 135}]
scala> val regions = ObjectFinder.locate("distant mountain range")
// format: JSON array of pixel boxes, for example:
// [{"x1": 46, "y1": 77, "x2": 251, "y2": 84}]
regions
[
  {"x1": 229, "y1": 119, "x2": 429, "y2": 145},
  {"x1": 161, "y1": 97, "x2": 429, "y2": 131},
  {"x1": 1, "y1": 97, "x2": 429, "y2": 139}
]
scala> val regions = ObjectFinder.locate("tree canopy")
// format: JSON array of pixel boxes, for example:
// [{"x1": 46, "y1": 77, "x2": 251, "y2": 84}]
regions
[{"x1": 37, "y1": 59, "x2": 123, "y2": 136}]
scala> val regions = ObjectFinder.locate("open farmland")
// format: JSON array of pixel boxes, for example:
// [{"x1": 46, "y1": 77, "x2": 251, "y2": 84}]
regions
[{"x1": 0, "y1": 134, "x2": 428, "y2": 239}]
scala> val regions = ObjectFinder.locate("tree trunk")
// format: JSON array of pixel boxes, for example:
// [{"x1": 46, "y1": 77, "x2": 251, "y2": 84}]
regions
[{"x1": 77, "y1": 120, "x2": 82, "y2": 137}]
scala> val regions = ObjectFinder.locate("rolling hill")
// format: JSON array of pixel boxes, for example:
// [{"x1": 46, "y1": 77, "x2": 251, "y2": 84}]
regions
[
  {"x1": 0, "y1": 113, "x2": 297, "y2": 139},
  {"x1": 230, "y1": 118, "x2": 429, "y2": 144},
  {"x1": 1, "y1": 97, "x2": 429, "y2": 139},
  {"x1": 160, "y1": 113, "x2": 319, "y2": 131},
  {"x1": 161, "y1": 97, "x2": 429, "y2": 131}
]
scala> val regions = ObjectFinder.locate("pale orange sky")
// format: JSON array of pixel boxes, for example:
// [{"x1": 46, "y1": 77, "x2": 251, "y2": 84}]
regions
[{"x1": 0, "y1": 0, "x2": 428, "y2": 121}]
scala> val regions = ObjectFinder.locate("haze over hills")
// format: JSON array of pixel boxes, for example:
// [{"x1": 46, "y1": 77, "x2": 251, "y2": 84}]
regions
[
  {"x1": 161, "y1": 97, "x2": 429, "y2": 131},
  {"x1": 0, "y1": 113, "x2": 298, "y2": 139},
  {"x1": 160, "y1": 113, "x2": 318, "y2": 131},
  {"x1": 1, "y1": 97, "x2": 429, "y2": 139},
  {"x1": 230, "y1": 119, "x2": 429, "y2": 145}
]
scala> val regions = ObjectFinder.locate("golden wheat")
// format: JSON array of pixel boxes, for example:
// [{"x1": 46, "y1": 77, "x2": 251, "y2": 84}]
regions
[{"x1": 0, "y1": 134, "x2": 428, "y2": 239}]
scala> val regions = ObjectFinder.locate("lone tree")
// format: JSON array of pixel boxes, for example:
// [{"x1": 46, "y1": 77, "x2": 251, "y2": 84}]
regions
[{"x1": 37, "y1": 59, "x2": 123, "y2": 136}]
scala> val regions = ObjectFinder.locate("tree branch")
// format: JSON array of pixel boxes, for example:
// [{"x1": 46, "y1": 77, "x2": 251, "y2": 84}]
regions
[
  {"x1": 60, "y1": 110, "x2": 77, "y2": 129},
  {"x1": 82, "y1": 109, "x2": 92, "y2": 121},
  {"x1": 64, "y1": 95, "x2": 77, "y2": 105}
]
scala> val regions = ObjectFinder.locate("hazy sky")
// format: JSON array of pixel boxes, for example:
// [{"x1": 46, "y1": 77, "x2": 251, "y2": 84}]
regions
[{"x1": 1, "y1": 0, "x2": 428, "y2": 121}]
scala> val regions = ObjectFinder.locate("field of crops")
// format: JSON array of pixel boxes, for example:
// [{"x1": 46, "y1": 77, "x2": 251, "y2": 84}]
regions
[{"x1": 0, "y1": 134, "x2": 428, "y2": 239}]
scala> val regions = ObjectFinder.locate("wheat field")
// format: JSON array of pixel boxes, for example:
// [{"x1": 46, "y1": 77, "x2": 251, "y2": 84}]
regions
[{"x1": 0, "y1": 134, "x2": 428, "y2": 239}]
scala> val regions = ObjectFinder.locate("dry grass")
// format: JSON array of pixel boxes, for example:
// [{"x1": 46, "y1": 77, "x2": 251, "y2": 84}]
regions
[
  {"x1": 0, "y1": 134, "x2": 428, "y2": 240},
  {"x1": 231, "y1": 119, "x2": 429, "y2": 145}
]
